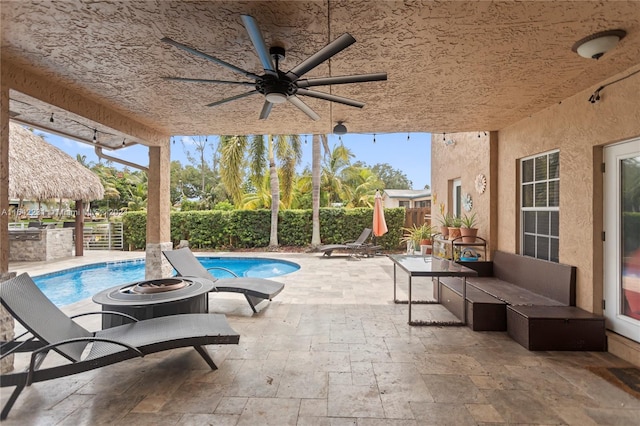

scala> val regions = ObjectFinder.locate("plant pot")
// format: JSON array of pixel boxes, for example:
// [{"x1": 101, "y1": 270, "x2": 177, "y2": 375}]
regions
[
  {"x1": 440, "y1": 226, "x2": 449, "y2": 238},
  {"x1": 420, "y1": 239, "x2": 432, "y2": 254},
  {"x1": 460, "y1": 227, "x2": 478, "y2": 243},
  {"x1": 448, "y1": 227, "x2": 461, "y2": 240}
]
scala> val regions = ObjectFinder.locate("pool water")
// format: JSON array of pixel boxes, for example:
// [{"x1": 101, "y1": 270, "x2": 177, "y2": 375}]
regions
[{"x1": 33, "y1": 257, "x2": 299, "y2": 307}]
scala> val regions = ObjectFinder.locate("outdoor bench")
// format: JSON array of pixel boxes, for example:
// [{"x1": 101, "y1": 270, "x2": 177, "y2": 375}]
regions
[{"x1": 437, "y1": 251, "x2": 606, "y2": 351}]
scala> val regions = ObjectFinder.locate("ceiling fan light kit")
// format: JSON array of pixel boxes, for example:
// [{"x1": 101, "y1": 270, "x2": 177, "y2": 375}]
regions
[
  {"x1": 572, "y1": 29, "x2": 626, "y2": 59},
  {"x1": 162, "y1": 14, "x2": 387, "y2": 121}
]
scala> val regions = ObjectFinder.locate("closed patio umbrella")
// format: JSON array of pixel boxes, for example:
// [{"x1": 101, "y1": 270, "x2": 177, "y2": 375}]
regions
[{"x1": 373, "y1": 190, "x2": 388, "y2": 237}]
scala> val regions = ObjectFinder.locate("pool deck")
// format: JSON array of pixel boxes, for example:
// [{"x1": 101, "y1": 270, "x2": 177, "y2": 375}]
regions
[{"x1": 3, "y1": 250, "x2": 640, "y2": 425}]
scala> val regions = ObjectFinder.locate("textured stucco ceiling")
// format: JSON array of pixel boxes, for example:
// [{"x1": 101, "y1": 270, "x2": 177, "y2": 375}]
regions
[{"x1": 2, "y1": 0, "x2": 640, "y2": 146}]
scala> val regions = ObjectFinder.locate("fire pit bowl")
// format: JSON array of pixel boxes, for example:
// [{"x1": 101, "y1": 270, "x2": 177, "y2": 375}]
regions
[
  {"x1": 128, "y1": 278, "x2": 188, "y2": 294},
  {"x1": 92, "y1": 276, "x2": 215, "y2": 328}
]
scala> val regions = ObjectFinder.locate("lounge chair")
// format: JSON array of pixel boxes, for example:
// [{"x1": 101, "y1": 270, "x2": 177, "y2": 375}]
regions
[
  {"x1": 0, "y1": 273, "x2": 240, "y2": 420},
  {"x1": 316, "y1": 228, "x2": 376, "y2": 257},
  {"x1": 162, "y1": 248, "x2": 285, "y2": 313}
]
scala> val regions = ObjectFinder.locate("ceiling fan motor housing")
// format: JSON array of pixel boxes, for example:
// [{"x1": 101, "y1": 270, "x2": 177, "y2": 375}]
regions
[{"x1": 256, "y1": 72, "x2": 297, "y2": 100}]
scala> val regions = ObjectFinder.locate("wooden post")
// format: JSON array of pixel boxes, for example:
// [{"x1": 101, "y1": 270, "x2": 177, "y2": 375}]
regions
[{"x1": 75, "y1": 199, "x2": 84, "y2": 256}]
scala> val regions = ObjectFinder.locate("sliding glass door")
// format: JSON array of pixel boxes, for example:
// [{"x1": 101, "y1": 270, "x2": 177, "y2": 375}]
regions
[{"x1": 604, "y1": 139, "x2": 640, "y2": 341}]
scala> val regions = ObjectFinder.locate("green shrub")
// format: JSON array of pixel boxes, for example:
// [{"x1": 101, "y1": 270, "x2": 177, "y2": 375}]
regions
[
  {"x1": 122, "y1": 211, "x2": 146, "y2": 249},
  {"x1": 122, "y1": 207, "x2": 406, "y2": 251}
]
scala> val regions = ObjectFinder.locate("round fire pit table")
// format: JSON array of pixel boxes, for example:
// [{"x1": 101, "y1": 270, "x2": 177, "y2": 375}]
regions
[{"x1": 92, "y1": 277, "x2": 215, "y2": 329}]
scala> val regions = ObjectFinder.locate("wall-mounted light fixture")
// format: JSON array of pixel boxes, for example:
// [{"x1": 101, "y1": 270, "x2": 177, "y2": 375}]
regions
[
  {"x1": 333, "y1": 121, "x2": 347, "y2": 135},
  {"x1": 572, "y1": 29, "x2": 626, "y2": 60}
]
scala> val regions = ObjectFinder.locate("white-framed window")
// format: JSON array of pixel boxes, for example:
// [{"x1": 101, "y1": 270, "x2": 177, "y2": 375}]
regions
[
  {"x1": 520, "y1": 150, "x2": 560, "y2": 262},
  {"x1": 398, "y1": 201, "x2": 410, "y2": 208},
  {"x1": 452, "y1": 179, "x2": 462, "y2": 218}
]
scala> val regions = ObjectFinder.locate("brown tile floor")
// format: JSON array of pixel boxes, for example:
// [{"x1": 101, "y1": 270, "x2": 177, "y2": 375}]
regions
[{"x1": 3, "y1": 251, "x2": 640, "y2": 425}]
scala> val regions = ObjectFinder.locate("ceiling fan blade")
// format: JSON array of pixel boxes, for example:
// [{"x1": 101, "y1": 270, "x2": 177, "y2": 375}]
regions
[
  {"x1": 163, "y1": 77, "x2": 255, "y2": 86},
  {"x1": 259, "y1": 100, "x2": 273, "y2": 120},
  {"x1": 161, "y1": 37, "x2": 260, "y2": 80},
  {"x1": 288, "y1": 96, "x2": 320, "y2": 121},
  {"x1": 206, "y1": 90, "x2": 259, "y2": 107},
  {"x1": 296, "y1": 89, "x2": 364, "y2": 108},
  {"x1": 296, "y1": 72, "x2": 387, "y2": 88},
  {"x1": 286, "y1": 33, "x2": 356, "y2": 81},
  {"x1": 241, "y1": 15, "x2": 276, "y2": 75}
]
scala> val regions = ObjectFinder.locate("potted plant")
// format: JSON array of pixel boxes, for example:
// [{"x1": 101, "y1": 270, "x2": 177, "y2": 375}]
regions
[
  {"x1": 448, "y1": 216, "x2": 462, "y2": 240},
  {"x1": 460, "y1": 212, "x2": 478, "y2": 243},
  {"x1": 438, "y1": 213, "x2": 452, "y2": 238},
  {"x1": 401, "y1": 223, "x2": 434, "y2": 254}
]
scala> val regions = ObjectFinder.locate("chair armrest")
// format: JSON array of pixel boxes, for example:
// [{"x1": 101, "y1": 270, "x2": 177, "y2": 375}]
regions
[
  {"x1": 206, "y1": 266, "x2": 239, "y2": 277},
  {"x1": 71, "y1": 311, "x2": 139, "y2": 323}
]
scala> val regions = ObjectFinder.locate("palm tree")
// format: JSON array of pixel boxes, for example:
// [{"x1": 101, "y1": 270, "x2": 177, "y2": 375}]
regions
[
  {"x1": 321, "y1": 143, "x2": 354, "y2": 206},
  {"x1": 219, "y1": 135, "x2": 249, "y2": 206},
  {"x1": 311, "y1": 134, "x2": 322, "y2": 245},
  {"x1": 289, "y1": 172, "x2": 313, "y2": 209},
  {"x1": 220, "y1": 134, "x2": 301, "y2": 247},
  {"x1": 342, "y1": 167, "x2": 383, "y2": 207},
  {"x1": 241, "y1": 174, "x2": 272, "y2": 209}
]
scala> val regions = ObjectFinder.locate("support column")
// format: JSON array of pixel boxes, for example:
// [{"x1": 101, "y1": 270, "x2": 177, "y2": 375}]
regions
[
  {"x1": 1, "y1": 83, "x2": 9, "y2": 275},
  {"x1": 1, "y1": 81, "x2": 15, "y2": 374},
  {"x1": 145, "y1": 143, "x2": 172, "y2": 279}
]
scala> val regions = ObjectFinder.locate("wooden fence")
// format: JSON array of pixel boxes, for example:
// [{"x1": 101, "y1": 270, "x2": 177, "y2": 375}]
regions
[{"x1": 403, "y1": 207, "x2": 431, "y2": 228}]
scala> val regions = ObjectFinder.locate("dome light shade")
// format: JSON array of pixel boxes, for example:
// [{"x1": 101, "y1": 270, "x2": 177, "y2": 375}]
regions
[
  {"x1": 333, "y1": 122, "x2": 347, "y2": 135},
  {"x1": 572, "y1": 29, "x2": 626, "y2": 60},
  {"x1": 265, "y1": 92, "x2": 287, "y2": 104}
]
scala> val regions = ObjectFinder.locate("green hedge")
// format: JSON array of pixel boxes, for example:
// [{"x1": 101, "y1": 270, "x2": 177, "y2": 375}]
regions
[{"x1": 123, "y1": 207, "x2": 405, "y2": 251}]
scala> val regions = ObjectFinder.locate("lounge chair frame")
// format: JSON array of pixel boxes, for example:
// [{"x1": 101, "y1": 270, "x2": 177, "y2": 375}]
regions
[
  {"x1": 316, "y1": 228, "x2": 377, "y2": 258},
  {"x1": 0, "y1": 273, "x2": 240, "y2": 420},
  {"x1": 162, "y1": 248, "x2": 285, "y2": 313}
]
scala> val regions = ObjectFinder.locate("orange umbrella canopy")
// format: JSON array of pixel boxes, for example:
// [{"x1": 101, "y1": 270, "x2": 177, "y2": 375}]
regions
[{"x1": 373, "y1": 191, "x2": 388, "y2": 237}]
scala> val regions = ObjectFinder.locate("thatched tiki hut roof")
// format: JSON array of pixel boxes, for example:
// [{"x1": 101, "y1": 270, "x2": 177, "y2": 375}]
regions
[{"x1": 8, "y1": 122, "x2": 104, "y2": 201}]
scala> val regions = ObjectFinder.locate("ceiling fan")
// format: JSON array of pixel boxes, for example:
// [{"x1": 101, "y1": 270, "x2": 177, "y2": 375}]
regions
[{"x1": 161, "y1": 15, "x2": 387, "y2": 121}]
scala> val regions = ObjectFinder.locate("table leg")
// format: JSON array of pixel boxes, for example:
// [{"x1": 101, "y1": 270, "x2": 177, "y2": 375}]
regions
[
  {"x1": 393, "y1": 264, "x2": 397, "y2": 302},
  {"x1": 408, "y1": 274, "x2": 412, "y2": 324},
  {"x1": 462, "y1": 277, "x2": 467, "y2": 325}
]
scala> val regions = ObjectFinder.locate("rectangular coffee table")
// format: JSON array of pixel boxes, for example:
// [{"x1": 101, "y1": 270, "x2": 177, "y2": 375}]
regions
[{"x1": 389, "y1": 255, "x2": 478, "y2": 326}]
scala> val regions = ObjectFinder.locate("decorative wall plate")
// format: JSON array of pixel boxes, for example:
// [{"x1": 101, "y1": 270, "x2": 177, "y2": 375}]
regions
[
  {"x1": 463, "y1": 193, "x2": 473, "y2": 211},
  {"x1": 475, "y1": 174, "x2": 487, "y2": 194}
]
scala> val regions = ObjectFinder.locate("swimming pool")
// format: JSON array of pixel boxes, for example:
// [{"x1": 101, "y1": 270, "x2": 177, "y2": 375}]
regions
[{"x1": 33, "y1": 257, "x2": 299, "y2": 307}]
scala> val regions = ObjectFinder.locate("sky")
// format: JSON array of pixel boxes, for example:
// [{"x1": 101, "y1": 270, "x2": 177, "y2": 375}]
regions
[{"x1": 37, "y1": 130, "x2": 432, "y2": 190}]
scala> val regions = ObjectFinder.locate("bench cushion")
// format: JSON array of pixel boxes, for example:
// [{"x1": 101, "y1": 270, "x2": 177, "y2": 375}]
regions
[
  {"x1": 467, "y1": 277, "x2": 566, "y2": 306},
  {"x1": 492, "y1": 251, "x2": 576, "y2": 305}
]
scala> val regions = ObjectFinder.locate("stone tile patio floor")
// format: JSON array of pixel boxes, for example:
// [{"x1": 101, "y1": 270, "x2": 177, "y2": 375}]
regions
[{"x1": 3, "y1": 251, "x2": 640, "y2": 425}]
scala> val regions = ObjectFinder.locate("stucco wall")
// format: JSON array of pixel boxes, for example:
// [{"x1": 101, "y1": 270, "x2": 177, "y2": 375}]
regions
[
  {"x1": 498, "y1": 66, "x2": 640, "y2": 312},
  {"x1": 431, "y1": 66, "x2": 640, "y2": 313},
  {"x1": 431, "y1": 132, "x2": 496, "y2": 258}
]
